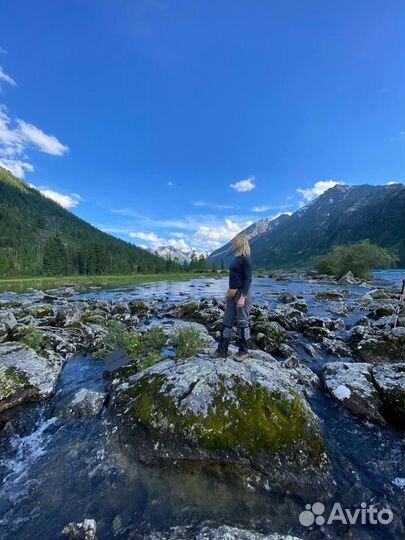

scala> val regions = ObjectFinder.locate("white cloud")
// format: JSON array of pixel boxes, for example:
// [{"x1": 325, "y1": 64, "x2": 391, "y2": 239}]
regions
[
  {"x1": 192, "y1": 218, "x2": 253, "y2": 250},
  {"x1": 387, "y1": 181, "x2": 401, "y2": 185},
  {"x1": 192, "y1": 201, "x2": 238, "y2": 210},
  {"x1": 251, "y1": 205, "x2": 270, "y2": 213},
  {"x1": 39, "y1": 189, "x2": 80, "y2": 209},
  {"x1": 0, "y1": 66, "x2": 16, "y2": 89},
  {"x1": 17, "y1": 120, "x2": 69, "y2": 156},
  {"x1": 0, "y1": 158, "x2": 33, "y2": 178},
  {"x1": 230, "y1": 176, "x2": 256, "y2": 192},
  {"x1": 129, "y1": 231, "x2": 164, "y2": 244},
  {"x1": 0, "y1": 105, "x2": 69, "y2": 178},
  {"x1": 297, "y1": 180, "x2": 342, "y2": 201}
]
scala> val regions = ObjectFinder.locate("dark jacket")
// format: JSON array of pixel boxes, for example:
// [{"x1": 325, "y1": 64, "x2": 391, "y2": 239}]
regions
[{"x1": 229, "y1": 255, "x2": 252, "y2": 296}]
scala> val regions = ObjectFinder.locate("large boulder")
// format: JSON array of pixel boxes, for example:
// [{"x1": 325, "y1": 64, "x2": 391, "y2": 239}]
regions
[
  {"x1": 373, "y1": 364, "x2": 405, "y2": 426},
  {"x1": 323, "y1": 362, "x2": 386, "y2": 425},
  {"x1": 110, "y1": 348, "x2": 332, "y2": 498},
  {"x1": 0, "y1": 342, "x2": 63, "y2": 413}
]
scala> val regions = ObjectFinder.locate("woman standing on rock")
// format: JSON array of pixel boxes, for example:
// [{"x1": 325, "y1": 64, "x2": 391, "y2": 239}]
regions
[{"x1": 216, "y1": 235, "x2": 252, "y2": 361}]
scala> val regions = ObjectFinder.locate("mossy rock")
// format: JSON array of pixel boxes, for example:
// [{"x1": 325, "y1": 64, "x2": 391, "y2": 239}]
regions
[
  {"x1": 129, "y1": 300, "x2": 150, "y2": 315},
  {"x1": 356, "y1": 338, "x2": 402, "y2": 363},
  {"x1": 110, "y1": 350, "x2": 332, "y2": 498},
  {"x1": 31, "y1": 305, "x2": 55, "y2": 318}
]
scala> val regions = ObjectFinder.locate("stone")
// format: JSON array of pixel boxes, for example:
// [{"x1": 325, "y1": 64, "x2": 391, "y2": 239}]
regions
[
  {"x1": 62, "y1": 518, "x2": 97, "y2": 540},
  {"x1": 338, "y1": 271, "x2": 357, "y2": 285},
  {"x1": 373, "y1": 364, "x2": 405, "y2": 426},
  {"x1": 0, "y1": 342, "x2": 63, "y2": 413},
  {"x1": 323, "y1": 362, "x2": 385, "y2": 425},
  {"x1": 110, "y1": 347, "x2": 332, "y2": 498},
  {"x1": 62, "y1": 388, "x2": 107, "y2": 418}
]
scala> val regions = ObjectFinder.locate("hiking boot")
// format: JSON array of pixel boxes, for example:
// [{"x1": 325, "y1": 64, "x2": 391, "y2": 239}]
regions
[
  {"x1": 215, "y1": 335, "x2": 230, "y2": 358},
  {"x1": 235, "y1": 328, "x2": 249, "y2": 362}
]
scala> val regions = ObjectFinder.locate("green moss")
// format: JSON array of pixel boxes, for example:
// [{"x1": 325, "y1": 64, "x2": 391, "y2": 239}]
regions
[
  {"x1": 0, "y1": 366, "x2": 27, "y2": 400},
  {"x1": 32, "y1": 306, "x2": 54, "y2": 318},
  {"x1": 20, "y1": 327, "x2": 44, "y2": 353},
  {"x1": 126, "y1": 373, "x2": 326, "y2": 462}
]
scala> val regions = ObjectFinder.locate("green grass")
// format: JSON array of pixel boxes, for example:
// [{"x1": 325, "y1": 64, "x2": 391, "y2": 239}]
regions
[
  {"x1": 172, "y1": 326, "x2": 208, "y2": 359},
  {"x1": 0, "y1": 272, "x2": 225, "y2": 293}
]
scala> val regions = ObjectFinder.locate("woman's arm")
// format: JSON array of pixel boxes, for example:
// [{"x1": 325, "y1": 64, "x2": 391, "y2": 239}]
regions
[{"x1": 237, "y1": 257, "x2": 252, "y2": 307}]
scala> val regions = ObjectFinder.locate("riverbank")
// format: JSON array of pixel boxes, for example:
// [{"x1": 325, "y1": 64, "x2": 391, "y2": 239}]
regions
[{"x1": 0, "y1": 272, "x2": 227, "y2": 293}]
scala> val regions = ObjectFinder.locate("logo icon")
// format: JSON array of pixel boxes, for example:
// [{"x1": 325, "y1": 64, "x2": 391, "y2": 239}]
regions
[
  {"x1": 299, "y1": 501, "x2": 393, "y2": 528},
  {"x1": 299, "y1": 502, "x2": 325, "y2": 527}
]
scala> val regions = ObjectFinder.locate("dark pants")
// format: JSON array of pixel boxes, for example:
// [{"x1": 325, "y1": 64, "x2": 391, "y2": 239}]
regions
[{"x1": 223, "y1": 290, "x2": 251, "y2": 339}]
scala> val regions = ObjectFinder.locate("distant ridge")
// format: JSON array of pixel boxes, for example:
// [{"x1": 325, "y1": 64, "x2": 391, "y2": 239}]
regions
[
  {"x1": 0, "y1": 167, "x2": 170, "y2": 276},
  {"x1": 208, "y1": 184, "x2": 405, "y2": 269}
]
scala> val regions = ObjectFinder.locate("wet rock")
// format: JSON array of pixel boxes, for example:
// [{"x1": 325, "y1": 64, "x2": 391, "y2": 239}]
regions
[
  {"x1": 316, "y1": 291, "x2": 345, "y2": 302},
  {"x1": 270, "y1": 304, "x2": 304, "y2": 331},
  {"x1": 110, "y1": 347, "x2": 332, "y2": 498},
  {"x1": 322, "y1": 337, "x2": 352, "y2": 358},
  {"x1": 328, "y1": 301, "x2": 351, "y2": 316},
  {"x1": 142, "y1": 525, "x2": 302, "y2": 540},
  {"x1": 355, "y1": 336, "x2": 403, "y2": 364},
  {"x1": 62, "y1": 388, "x2": 107, "y2": 419},
  {"x1": 323, "y1": 362, "x2": 386, "y2": 425},
  {"x1": 338, "y1": 271, "x2": 357, "y2": 285},
  {"x1": 252, "y1": 320, "x2": 286, "y2": 353},
  {"x1": 0, "y1": 310, "x2": 17, "y2": 341},
  {"x1": 62, "y1": 518, "x2": 97, "y2": 540},
  {"x1": 373, "y1": 364, "x2": 405, "y2": 426},
  {"x1": 129, "y1": 299, "x2": 151, "y2": 316},
  {"x1": 303, "y1": 326, "x2": 333, "y2": 341},
  {"x1": 277, "y1": 291, "x2": 297, "y2": 304},
  {"x1": 0, "y1": 342, "x2": 63, "y2": 413},
  {"x1": 304, "y1": 343, "x2": 319, "y2": 357}
]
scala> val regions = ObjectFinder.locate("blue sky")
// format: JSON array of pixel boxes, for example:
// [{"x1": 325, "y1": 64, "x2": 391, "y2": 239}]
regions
[{"x1": 0, "y1": 0, "x2": 404, "y2": 253}]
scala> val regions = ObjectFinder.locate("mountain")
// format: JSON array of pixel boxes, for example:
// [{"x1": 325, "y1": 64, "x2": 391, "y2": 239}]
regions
[
  {"x1": 0, "y1": 167, "x2": 170, "y2": 277},
  {"x1": 208, "y1": 184, "x2": 405, "y2": 269},
  {"x1": 152, "y1": 245, "x2": 208, "y2": 264}
]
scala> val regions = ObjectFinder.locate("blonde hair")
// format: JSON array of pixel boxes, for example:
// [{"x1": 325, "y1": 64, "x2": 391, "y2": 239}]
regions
[{"x1": 233, "y1": 235, "x2": 251, "y2": 257}]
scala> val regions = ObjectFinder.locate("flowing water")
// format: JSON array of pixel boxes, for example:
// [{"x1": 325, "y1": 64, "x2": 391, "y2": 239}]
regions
[{"x1": 0, "y1": 271, "x2": 404, "y2": 539}]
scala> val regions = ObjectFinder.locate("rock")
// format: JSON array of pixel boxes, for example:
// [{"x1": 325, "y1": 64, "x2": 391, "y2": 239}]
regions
[
  {"x1": 142, "y1": 525, "x2": 302, "y2": 540},
  {"x1": 373, "y1": 364, "x2": 405, "y2": 426},
  {"x1": 301, "y1": 316, "x2": 344, "y2": 332},
  {"x1": 62, "y1": 518, "x2": 97, "y2": 540},
  {"x1": 0, "y1": 310, "x2": 17, "y2": 340},
  {"x1": 328, "y1": 302, "x2": 350, "y2": 316},
  {"x1": 316, "y1": 291, "x2": 345, "y2": 302},
  {"x1": 252, "y1": 320, "x2": 286, "y2": 353},
  {"x1": 323, "y1": 362, "x2": 386, "y2": 425},
  {"x1": 56, "y1": 303, "x2": 85, "y2": 326},
  {"x1": 62, "y1": 388, "x2": 107, "y2": 419},
  {"x1": 355, "y1": 337, "x2": 402, "y2": 364},
  {"x1": 277, "y1": 291, "x2": 297, "y2": 304},
  {"x1": 338, "y1": 271, "x2": 357, "y2": 285},
  {"x1": 28, "y1": 304, "x2": 56, "y2": 319},
  {"x1": 0, "y1": 343, "x2": 63, "y2": 413},
  {"x1": 110, "y1": 348, "x2": 332, "y2": 498},
  {"x1": 129, "y1": 299, "x2": 151, "y2": 316},
  {"x1": 303, "y1": 326, "x2": 333, "y2": 341},
  {"x1": 322, "y1": 337, "x2": 352, "y2": 358},
  {"x1": 270, "y1": 305, "x2": 304, "y2": 331}
]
